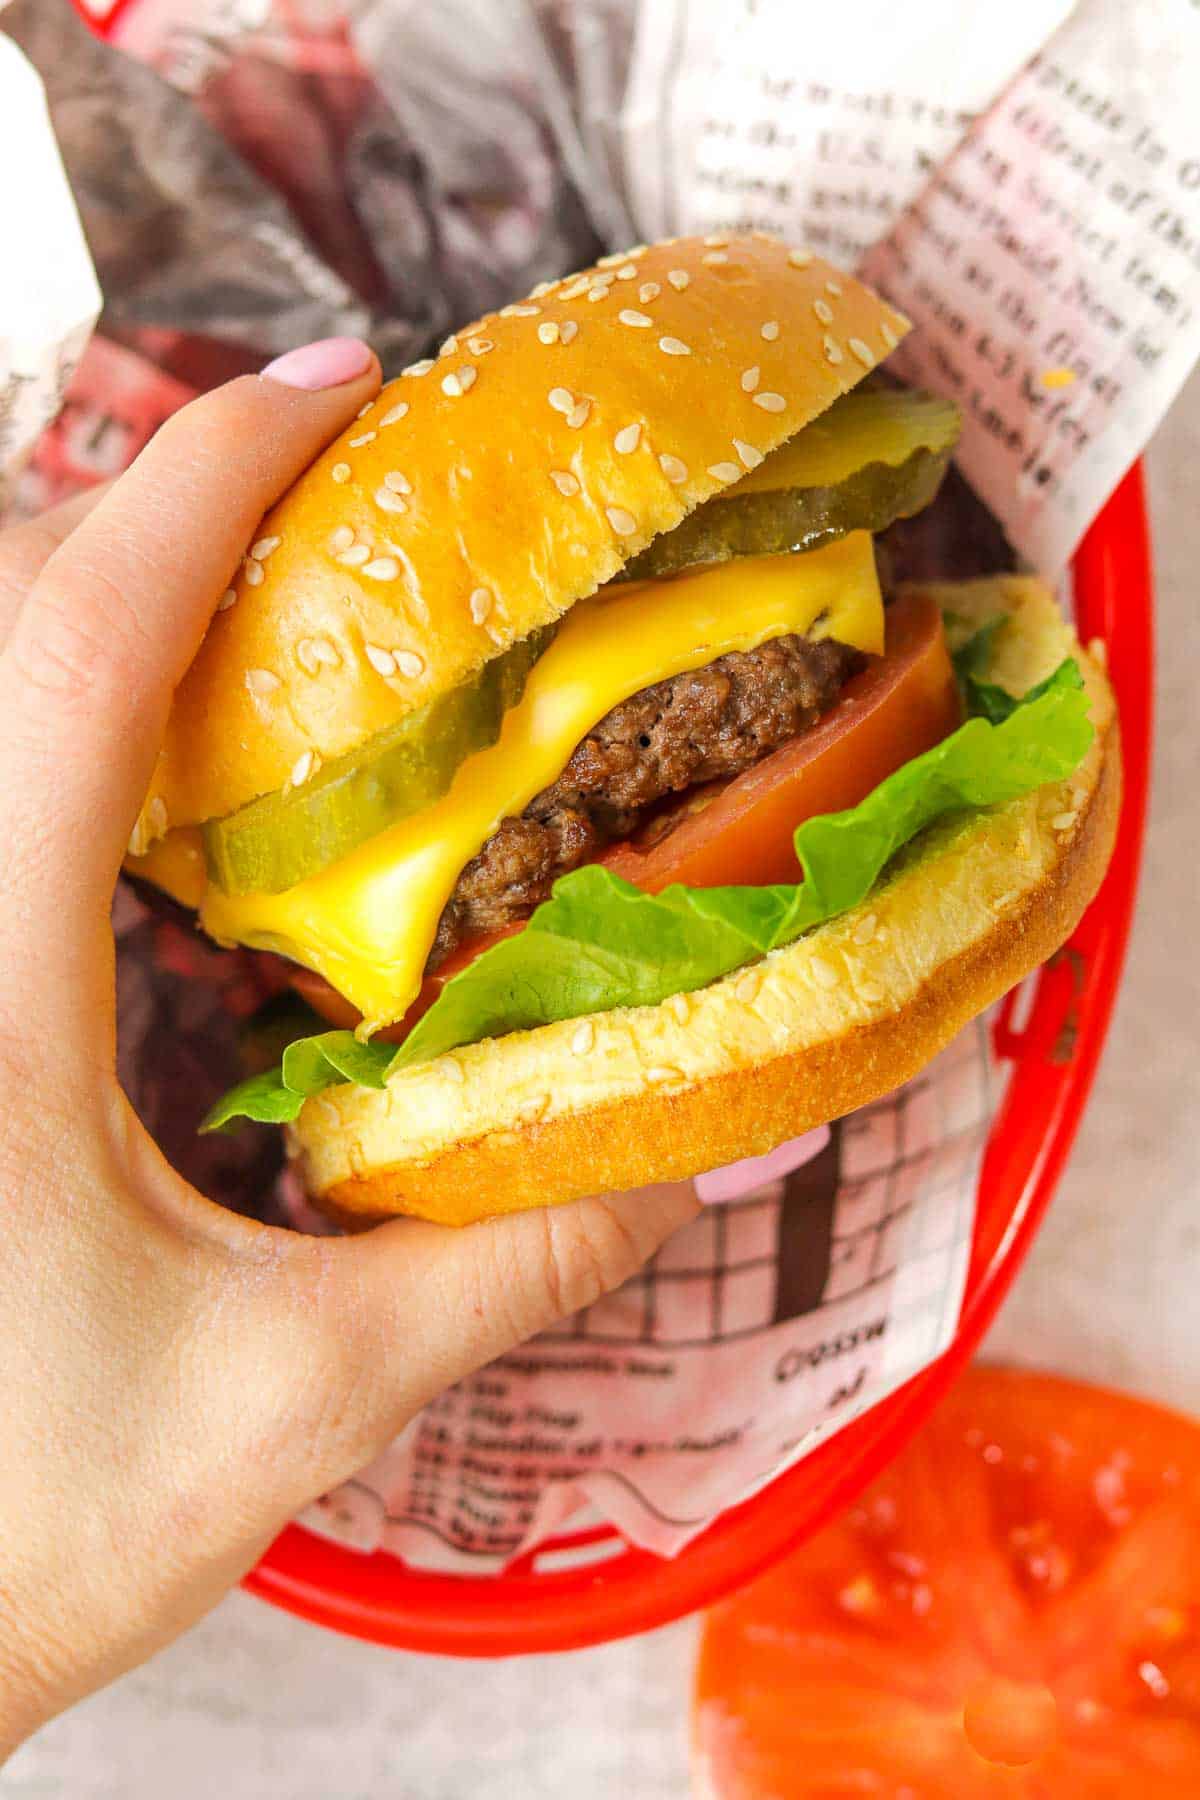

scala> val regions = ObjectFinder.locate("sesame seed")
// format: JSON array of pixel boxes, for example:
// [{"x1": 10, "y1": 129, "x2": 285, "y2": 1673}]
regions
[
  {"x1": 1052, "y1": 811, "x2": 1078, "y2": 831},
  {"x1": 466, "y1": 337, "x2": 495, "y2": 357},
  {"x1": 379, "y1": 401, "x2": 410, "y2": 427},
  {"x1": 290, "y1": 749, "x2": 316, "y2": 787},
  {"x1": 531, "y1": 280, "x2": 556, "y2": 298},
  {"x1": 548, "y1": 386, "x2": 574, "y2": 415},
  {"x1": 614, "y1": 264, "x2": 637, "y2": 283},
  {"x1": 402, "y1": 359, "x2": 434, "y2": 377},
  {"x1": 383, "y1": 469, "x2": 412, "y2": 493},
  {"x1": 668, "y1": 992, "x2": 691, "y2": 1024},
  {"x1": 810, "y1": 956, "x2": 839, "y2": 989},
  {"x1": 667, "y1": 269, "x2": 690, "y2": 291},
  {"x1": 338, "y1": 543, "x2": 370, "y2": 567},
  {"x1": 245, "y1": 668, "x2": 280, "y2": 698},
  {"x1": 788, "y1": 247, "x2": 813, "y2": 268},
  {"x1": 740, "y1": 365, "x2": 760, "y2": 392},
  {"x1": 567, "y1": 399, "x2": 591, "y2": 428},
  {"x1": 395, "y1": 650, "x2": 425, "y2": 678},
  {"x1": 570, "y1": 1021, "x2": 595, "y2": 1056},
  {"x1": 708, "y1": 461, "x2": 740, "y2": 483},
  {"x1": 469, "y1": 587, "x2": 492, "y2": 624},
  {"x1": 550, "y1": 469, "x2": 580, "y2": 496},
  {"x1": 514, "y1": 303, "x2": 543, "y2": 317},
  {"x1": 311, "y1": 637, "x2": 339, "y2": 668},
  {"x1": 356, "y1": 401, "x2": 374, "y2": 418},
  {"x1": 638, "y1": 282, "x2": 661, "y2": 303},
  {"x1": 813, "y1": 298, "x2": 833, "y2": 324},
  {"x1": 363, "y1": 557, "x2": 401, "y2": 581},
  {"x1": 587, "y1": 285, "x2": 612, "y2": 303},
  {"x1": 627, "y1": 244, "x2": 648, "y2": 256},
  {"x1": 243, "y1": 559, "x2": 264, "y2": 586},
  {"x1": 753, "y1": 391, "x2": 786, "y2": 412},
  {"x1": 823, "y1": 335, "x2": 844, "y2": 365},
  {"x1": 331, "y1": 462, "x2": 351, "y2": 483},
  {"x1": 647, "y1": 1065, "x2": 684, "y2": 1085},
  {"x1": 218, "y1": 588, "x2": 237, "y2": 611},
  {"x1": 127, "y1": 820, "x2": 149, "y2": 858},
  {"x1": 364, "y1": 644, "x2": 396, "y2": 677},
  {"x1": 440, "y1": 334, "x2": 458, "y2": 356},
  {"x1": 559, "y1": 279, "x2": 590, "y2": 300},
  {"x1": 375, "y1": 487, "x2": 408, "y2": 514},
  {"x1": 852, "y1": 913, "x2": 878, "y2": 946},
  {"x1": 658, "y1": 453, "x2": 688, "y2": 484},
  {"x1": 703, "y1": 233, "x2": 729, "y2": 247},
  {"x1": 147, "y1": 796, "x2": 168, "y2": 837},
  {"x1": 329, "y1": 525, "x2": 356, "y2": 551},
  {"x1": 596, "y1": 251, "x2": 626, "y2": 268},
  {"x1": 614, "y1": 422, "x2": 642, "y2": 454},
  {"x1": 881, "y1": 322, "x2": 898, "y2": 350},
  {"x1": 849, "y1": 337, "x2": 875, "y2": 367},
  {"x1": 860, "y1": 981, "x2": 885, "y2": 1005},
  {"x1": 702, "y1": 250, "x2": 728, "y2": 266},
  {"x1": 441, "y1": 366, "x2": 476, "y2": 397},
  {"x1": 606, "y1": 505, "x2": 637, "y2": 535},
  {"x1": 826, "y1": 279, "x2": 843, "y2": 295},
  {"x1": 659, "y1": 336, "x2": 691, "y2": 356},
  {"x1": 558, "y1": 319, "x2": 579, "y2": 345},
  {"x1": 537, "y1": 321, "x2": 560, "y2": 345},
  {"x1": 619, "y1": 308, "x2": 653, "y2": 329},
  {"x1": 252, "y1": 535, "x2": 281, "y2": 560},
  {"x1": 760, "y1": 319, "x2": 780, "y2": 341},
  {"x1": 733, "y1": 438, "x2": 764, "y2": 470},
  {"x1": 296, "y1": 639, "x2": 319, "y2": 675},
  {"x1": 348, "y1": 430, "x2": 376, "y2": 447}
]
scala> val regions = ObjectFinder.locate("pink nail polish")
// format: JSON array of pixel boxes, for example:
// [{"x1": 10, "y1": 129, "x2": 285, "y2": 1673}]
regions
[{"x1": 260, "y1": 336, "x2": 373, "y2": 391}]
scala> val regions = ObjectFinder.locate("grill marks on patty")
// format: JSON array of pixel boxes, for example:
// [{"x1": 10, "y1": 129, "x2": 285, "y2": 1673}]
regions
[{"x1": 428, "y1": 632, "x2": 862, "y2": 968}]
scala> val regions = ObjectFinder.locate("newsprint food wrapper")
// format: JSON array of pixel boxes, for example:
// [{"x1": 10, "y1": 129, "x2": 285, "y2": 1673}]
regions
[{"x1": 2, "y1": 0, "x2": 1196, "y2": 1567}]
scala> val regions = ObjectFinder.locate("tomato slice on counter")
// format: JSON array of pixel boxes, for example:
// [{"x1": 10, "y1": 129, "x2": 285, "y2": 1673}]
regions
[
  {"x1": 693, "y1": 1366, "x2": 1200, "y2": 1798},
  {"x1": 291, "y1": 591, "x2": 960, "y2": 1040}
]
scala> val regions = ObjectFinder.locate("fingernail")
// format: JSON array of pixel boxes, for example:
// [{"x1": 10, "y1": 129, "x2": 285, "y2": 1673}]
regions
[
  {"x1": 260, "y1": 337, "x2": 373, "y2": 391},
  {"x1": 694, "y1": 1128, "x2": 831, "y2": 1204}
]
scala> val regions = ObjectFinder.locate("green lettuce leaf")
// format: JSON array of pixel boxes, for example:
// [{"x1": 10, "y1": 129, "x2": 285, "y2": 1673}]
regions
[
  {"x1": 202, "y1": 1030, "x2": 394, "y2": 1130},
  {"x1": 203, "y1": 660, "x2": 1091, "y2": 1130},
  {"x1": 952, "y1": 616, "x2": 1082, "y2": 724}
]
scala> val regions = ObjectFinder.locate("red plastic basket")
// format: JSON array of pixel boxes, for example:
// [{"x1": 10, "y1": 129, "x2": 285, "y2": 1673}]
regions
[{"x1": 241, "y1": 465, "x2": 1152, "y2": 1656}]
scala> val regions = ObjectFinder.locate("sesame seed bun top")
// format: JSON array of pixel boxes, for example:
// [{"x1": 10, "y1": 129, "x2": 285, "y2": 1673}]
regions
[{"x1": 138, "y1": 233, "x2": 909, "y2": 838}]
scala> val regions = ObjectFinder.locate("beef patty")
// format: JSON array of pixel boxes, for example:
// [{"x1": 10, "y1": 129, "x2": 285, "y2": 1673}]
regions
[{"x1": 428, "y1": 631, "x2": 862, "y2": 968}]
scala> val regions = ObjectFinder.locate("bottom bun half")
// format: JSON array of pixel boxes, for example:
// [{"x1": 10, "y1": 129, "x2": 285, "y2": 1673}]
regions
[{"x1": 293, "y1": 575, "x2": 1120, "y2": 1228}]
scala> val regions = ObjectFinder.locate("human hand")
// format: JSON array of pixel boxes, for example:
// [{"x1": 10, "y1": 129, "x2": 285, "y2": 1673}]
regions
[{"x1": 0, "y1": 339, "x2": 697, "y2": 1755}]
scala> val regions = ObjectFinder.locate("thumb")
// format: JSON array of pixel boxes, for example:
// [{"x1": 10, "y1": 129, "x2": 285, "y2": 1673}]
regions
[{"x1": 306, "y1": 1184, "x2": 700, "y2": 1472}]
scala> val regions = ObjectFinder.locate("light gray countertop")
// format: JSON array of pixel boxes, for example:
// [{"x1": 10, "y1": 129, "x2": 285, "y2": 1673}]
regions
[{"x1": 5, "y1": 374, "x2": 1197, "y2": 1800}]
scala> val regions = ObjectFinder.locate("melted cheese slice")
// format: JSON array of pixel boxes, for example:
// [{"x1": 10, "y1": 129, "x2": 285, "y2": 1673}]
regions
[{"x1": 194, "y1": 535, "x2": 882, "y2": 1030}]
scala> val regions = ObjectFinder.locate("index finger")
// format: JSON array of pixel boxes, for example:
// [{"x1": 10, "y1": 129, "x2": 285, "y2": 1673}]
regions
[{"x1": 0, "y1": 338, "x2": 379, "y2": 1020}]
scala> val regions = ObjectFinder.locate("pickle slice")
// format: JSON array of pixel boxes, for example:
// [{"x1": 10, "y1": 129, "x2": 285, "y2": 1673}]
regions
[
  {"x1": 618, "y1": 388, "x2": 960, "y2": 584},
  {"x1": 204, "y1": 626, "x2": 554, "y2": 897}
]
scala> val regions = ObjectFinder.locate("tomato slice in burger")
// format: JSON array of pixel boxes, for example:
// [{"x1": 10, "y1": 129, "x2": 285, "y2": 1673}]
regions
[
  {"x1": 694, "y1": 1366, "x2": 1200, "y2": 1798},
  {"x1": 291, "y1": 590, "x2": 959, "y2": 1039},
  {"x1": 601, "y1": 589, "x2": 958, "y2": 892}
]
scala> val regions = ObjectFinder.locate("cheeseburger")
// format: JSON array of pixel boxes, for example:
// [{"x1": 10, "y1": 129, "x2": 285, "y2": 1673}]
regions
[{"x1": 127, "y1": 234, "x2": 1119, "y2": 1226}]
